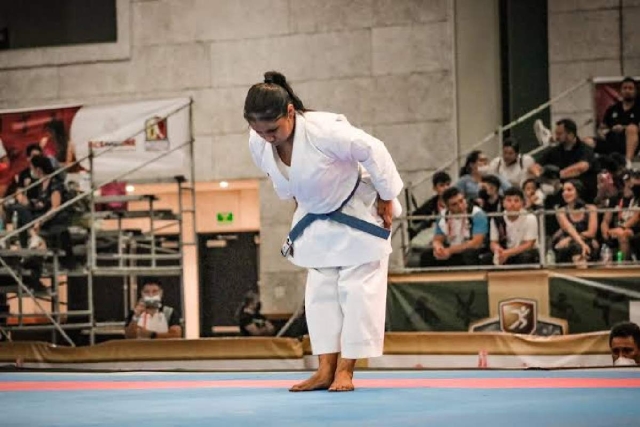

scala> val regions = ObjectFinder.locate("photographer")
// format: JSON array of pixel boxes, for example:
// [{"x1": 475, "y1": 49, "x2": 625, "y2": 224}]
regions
[{"x1": 124, "y1": 280, "x2": 182, "y2": 339}]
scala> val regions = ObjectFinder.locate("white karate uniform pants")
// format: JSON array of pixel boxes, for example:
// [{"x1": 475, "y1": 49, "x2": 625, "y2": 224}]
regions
[{"x1": 304, "y1": 257, "x2": 389, "y2": 359}]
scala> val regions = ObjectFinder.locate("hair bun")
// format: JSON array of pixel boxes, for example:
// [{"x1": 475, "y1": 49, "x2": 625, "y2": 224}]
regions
[{"x1": 264, "y1": 71, "x2": 287, "y2": 86}]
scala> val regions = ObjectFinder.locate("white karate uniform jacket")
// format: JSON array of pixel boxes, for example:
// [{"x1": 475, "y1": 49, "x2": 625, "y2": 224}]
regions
[{"x1": 249, "y1": 111, "x2": 404, "y2": 269}]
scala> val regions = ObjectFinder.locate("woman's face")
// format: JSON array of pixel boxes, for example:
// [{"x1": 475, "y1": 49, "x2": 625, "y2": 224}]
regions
[
  {"x1": 502, "y1": 146, "x2": 517, "y2": 165},
  {"x1": 473, "y1": 152, "x2": 489, "y2": 172},
  {"x1": 562, "y1": 182, "x2": 578, "y2": 204},
  {"x1": 523, "y1": 182, "x2": 536, "y2": 198},
  {"x1": 249, "y1": 104, "x2": 295, "y2": 147}
]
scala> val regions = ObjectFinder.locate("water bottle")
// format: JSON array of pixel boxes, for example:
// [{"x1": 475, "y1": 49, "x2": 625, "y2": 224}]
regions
[
  {"x1": 600, "y1": 244, "x2": 612, "y2": 266},
  {"x1": 546, "y1": 249, "x2": 556, "y2": 266},
  {"x1": 11, "y1": 211, "x2": 18, "y2": 231}
]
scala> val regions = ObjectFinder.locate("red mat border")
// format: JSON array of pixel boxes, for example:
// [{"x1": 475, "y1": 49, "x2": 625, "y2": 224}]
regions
[{"x1": 2, "y1": 378, "x2": 640, "y2": 391}]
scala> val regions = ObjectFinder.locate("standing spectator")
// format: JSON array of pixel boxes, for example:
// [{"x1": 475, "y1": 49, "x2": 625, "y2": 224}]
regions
[
  {"x1": 408, "y1": 171, "x2": 451, "y2": 240},
  {"x1": 489, "y1": 187, "x2": 539, "y2": 265},
  {"x1": 552, "y1": 180, "x2": 599, "y2": 266},
  {"x1": 609, "y1": 321, "x2": 640, "y2": 366},
  {"x1": 487, "y1": 138, "x2": 535, "y2": 187},
  {"x1": 421, "y1": 187, "x2": 491, "y2": 267},
  {"x1": 532, "y1": 119, "x2": 598, "y2": 202},
  {"x1": 455, "y1": 150, "x2": 510, "y2": 201},
  {"x1": 596, "y1": 77, "x2": 640, "y2": 164}
]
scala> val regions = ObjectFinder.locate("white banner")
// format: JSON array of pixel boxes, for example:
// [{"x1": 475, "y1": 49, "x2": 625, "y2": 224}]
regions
[{"x1": 71, "y1": 97, "x2": 192, "y2": 183}]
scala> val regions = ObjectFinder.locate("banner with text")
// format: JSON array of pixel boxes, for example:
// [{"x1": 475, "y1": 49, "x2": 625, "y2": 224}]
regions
[{"x1": 0, "y1": 97, "x2": 192, "y2": 196}]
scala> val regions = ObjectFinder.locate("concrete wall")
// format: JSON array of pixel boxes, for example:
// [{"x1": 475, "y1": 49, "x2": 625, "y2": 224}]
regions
[
  {"x1": 548, "y1": 0, "x2": 640, "y2": 136},
  {"x1": 0, "y1": 0, "x2": 458, "y2": 324}
]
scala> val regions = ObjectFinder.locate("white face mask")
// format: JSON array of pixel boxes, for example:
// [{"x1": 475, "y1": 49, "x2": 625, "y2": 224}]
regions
[
  {"x1": 540, "y1": 183, "x2": 555, "y2": 195},
  {"x1": 613, "y1": 356, "x2": 637, "y2": 366},
  {"x1": 477, "y1": 165, "x2": 491, "y2": 175},
  {"x1": 143, "y1": 295, "x2": 162, "y2": 305}
]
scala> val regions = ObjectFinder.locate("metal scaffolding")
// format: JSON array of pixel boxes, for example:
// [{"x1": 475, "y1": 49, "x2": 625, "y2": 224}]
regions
[{"x1": 0, "y1": 100, "x2": 196, "y2": 346}]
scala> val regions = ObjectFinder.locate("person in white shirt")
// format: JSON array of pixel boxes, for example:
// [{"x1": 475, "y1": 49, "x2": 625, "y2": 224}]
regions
[
  {"x1": 487, "y1": 138, "x2": 535, "y2": 188},
  {"x1": 245, "y1": 71, "x2": 403, "y2": 393},
  {"x1": 489, "y1": 187, "x2": 540, "y2": 265},
  {"x1": 124, "y1": 280, "x2": 182, "y2": 340}
]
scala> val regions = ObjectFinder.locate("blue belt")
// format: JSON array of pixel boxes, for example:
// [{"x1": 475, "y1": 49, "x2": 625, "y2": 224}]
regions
[{"x1": 281, "y1": 173, "x2": 391, "y2": 257}]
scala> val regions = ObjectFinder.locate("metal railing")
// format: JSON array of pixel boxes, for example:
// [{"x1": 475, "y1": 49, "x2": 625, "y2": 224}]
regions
[{"x1": 395, "y1": 205, "x2": 640, "y2": 272}]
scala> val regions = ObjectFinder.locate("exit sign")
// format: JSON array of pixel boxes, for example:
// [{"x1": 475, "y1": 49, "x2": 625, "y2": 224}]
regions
[{"x1": 216, "y1": 212, "x2": 234, "y2": 224}]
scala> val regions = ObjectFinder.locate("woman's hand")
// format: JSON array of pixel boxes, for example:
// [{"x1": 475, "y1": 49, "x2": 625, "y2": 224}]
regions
[
  {"x1": 580, "y1": 242, "x2": 591, "y2": 257},
  {"x1": 377, "y1": 196, "x2": 393, "y2": 229}
]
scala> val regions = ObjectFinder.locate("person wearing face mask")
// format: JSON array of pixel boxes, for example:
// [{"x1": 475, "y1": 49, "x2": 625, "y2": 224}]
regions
[
  {"x1": 236, "y1": 291, "x2": 275, "y2": 336},
  {"x1": 609, "y1": 321, "x2": 640, "y2": 366},
  {"x1": 455, "y1": 150, "x2": 511, "y2": 201},
  {"x1": 478, "y1": 174, "x2": 503, "y2": 215},
  {"x1": 125, "y1": 280, "x2": 182, "y2": 339}
]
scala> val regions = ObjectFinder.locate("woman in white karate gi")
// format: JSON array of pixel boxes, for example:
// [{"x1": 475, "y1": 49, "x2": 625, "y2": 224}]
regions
[{"x1": 244, "y1": 71, "x2": 403, "y2": 392}]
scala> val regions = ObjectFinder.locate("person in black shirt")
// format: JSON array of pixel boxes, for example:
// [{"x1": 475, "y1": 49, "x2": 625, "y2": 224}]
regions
[
  {"x1": 596, "y1": 77, "x2": 640, "y2": 162},
  {"x1": 478, "y1": 174, "x2": 503, "y2": 215},
  {"x1": 237, "y1": 291, "x2": 275, "y2": 336},
  {"x1": 532, "y1": 118, "x2": 598, "y2": 202},
  {"x1": 408, "y1": 171, "x2": 451, "y2": 240}
]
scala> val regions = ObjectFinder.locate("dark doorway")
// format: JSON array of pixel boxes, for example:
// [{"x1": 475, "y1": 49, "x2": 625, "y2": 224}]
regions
[{"x1": 198, "y1": 232, "x2": 259, "y2": 337}]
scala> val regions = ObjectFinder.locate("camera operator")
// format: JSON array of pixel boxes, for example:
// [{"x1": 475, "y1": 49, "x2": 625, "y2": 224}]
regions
[{"x1": 124, "y1": 280, "x2": 182, "y2": 339}]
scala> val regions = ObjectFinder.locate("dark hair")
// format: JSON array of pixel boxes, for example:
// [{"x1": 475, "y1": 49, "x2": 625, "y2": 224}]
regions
[
  {"x1": 459, "y1": 150, "x2": 482, "y2": 176},
  {"x1": 44, "y1": 120, "x2": 69, "y2": 163},
  {"x1": 442, "y1": 186, "x2": 462, "y2": 205},
  {"x1": 609, "y1": 321, "x2": 640, "y2": 348},
  {"x1": 562, "y1": 179, "x2": 585, "y2": 205},
  {"x1": 432, "y1": 171, "x2": 451, "y2": 187},
  {"x1": 481, "y1": 174, "x2": 501, "y2": 189},
  {"x1": 522, "y1": 178, "x2": 539, "y2": 190},
  {"x1": 503, "y1": 186, "x2": 524, "y2": 200},
  {"x1": 142, "y1": 279, "x2": 163, "y2": 289},
  {"x1": 30, "y1": 155, "x2": 54, "y2": 175},
  {"x1": 502, "y1": 137, "x2": 520, "y2": 153},
  {"x1": 621, "y1": 76, "x2": 637, "y2": 87},
  {"x1": 25, "y1": 143, "x2": 42, "y2": 157},
  {"x1": 243, "y1": 71, "x2": 306, "y2": 122},
  {"x1": 555, "y1": 118, "x2": 578, "y2": 137}
]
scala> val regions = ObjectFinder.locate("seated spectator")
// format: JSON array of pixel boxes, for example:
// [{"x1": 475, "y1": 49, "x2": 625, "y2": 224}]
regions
[
  {"x1": 421, "y1": 187, "x2": 491, "y2": 267},
  {"x1": 522, "y1": 178, "x2": 543, "y2": 212},
  {"x1": 455, "y1": 150, "x2": 510, "y2": 201},
  {"x1": 125, "y1": 280, "x2": 182, "y2": 339},
  {"x1": 487, "y1": 138, "x2": 535, "y2": 187},
  {"x1": 531, "y1": 119, "x2": 598, "y2": 202},
  {"x1": 490, "y1": 187, "x2": 539, "y2": 265},
  {"x1": 236, "y1": 291, "x2": 275, "y2": 336},
  {"x1": 408, "y1": 171, "x2": 451, "y2": 240},
  {"x1": 595, "y1": 77, "x2": 640, "y2": 164},
  {"x1": 609, "y1": 321, "x2": 640, "y2": 366},
  {"x1": 600, "y1": 169, "x2": 640, "y2": 261},
  {"x1": 595, "y1": 153, "x2": 627, "y2": 207},
  {"x1": 552, "y1": 180, "x2": 599, "y2": 266},
  {"x1": 478, "y1": 174, "x2": 503, "y2": 215}
]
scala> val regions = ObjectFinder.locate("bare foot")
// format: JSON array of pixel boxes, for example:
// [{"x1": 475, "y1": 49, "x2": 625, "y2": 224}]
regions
[
  {"x1": 328, "y1": 370, "x2": 354, "y2": 392},
  {"x1": 289, "y1": 370, "x2": 334, "y2": 392}
]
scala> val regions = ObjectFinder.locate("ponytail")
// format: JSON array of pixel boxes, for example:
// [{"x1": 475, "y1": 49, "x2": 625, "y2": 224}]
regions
[{"x1": 244, "y1": 71, "x2": 306, "y2": 122}]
